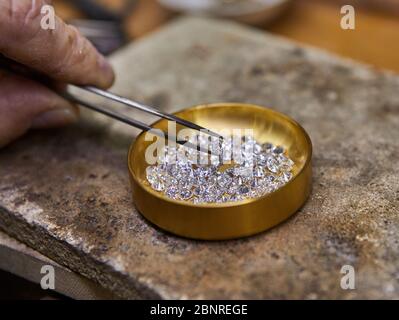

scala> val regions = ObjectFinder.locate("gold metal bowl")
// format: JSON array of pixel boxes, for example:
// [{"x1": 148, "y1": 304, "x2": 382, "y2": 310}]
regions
[{"x1": 128, "y1": 103, "x2": 312, "y2": 240}]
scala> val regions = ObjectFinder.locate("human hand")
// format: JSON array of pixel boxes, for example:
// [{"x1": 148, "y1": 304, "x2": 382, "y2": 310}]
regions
[{"x1": 0, "y1": 0, "x2": 115, "y2": 147}]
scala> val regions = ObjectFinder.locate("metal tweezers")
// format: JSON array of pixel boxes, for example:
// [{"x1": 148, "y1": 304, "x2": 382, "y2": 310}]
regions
[
  {"x1": 0, "y1": 56, "x2": 222, "y2": 152},
  {"x1": 64, "y1": 86, "x2": 222, "y2": 152}
]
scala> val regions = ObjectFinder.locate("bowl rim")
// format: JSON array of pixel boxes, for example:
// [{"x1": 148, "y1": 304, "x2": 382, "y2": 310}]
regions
[
  {"x1": 128, "y1": 102, "x2": 312, "y2": 209},
  {"x1": 158, "y1": 0, "x2": 292, "y2": 18}
]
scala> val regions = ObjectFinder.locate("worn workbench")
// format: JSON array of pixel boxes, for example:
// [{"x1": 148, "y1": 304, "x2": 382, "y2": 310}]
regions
[{"x1": 0, "y1": 17, "x2": 398, "y2": 299}]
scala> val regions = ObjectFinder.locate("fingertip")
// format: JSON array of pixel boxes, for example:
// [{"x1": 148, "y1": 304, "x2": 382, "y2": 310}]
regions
[{"x1": 95, "y1": 55, "x2": 116, "y2": 89}]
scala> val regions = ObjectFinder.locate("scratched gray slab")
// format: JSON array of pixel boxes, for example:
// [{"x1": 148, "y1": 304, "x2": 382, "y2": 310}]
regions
[
  {"x1": 0, "y1": 231, "x2": 116, "y2": 299},
  {"x1": 0, "y1": 17, "x2": 398, "y2": 299}
]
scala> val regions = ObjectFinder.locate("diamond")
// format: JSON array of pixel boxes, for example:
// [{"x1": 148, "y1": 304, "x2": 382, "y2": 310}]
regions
[
  {"x1": 146, "y1": 136, "x2": 295, "y2": 204},
  {"x1": 266, "y1": 156, "x2": 280, "y2": 173},
  {"x1": 163, "y1": 176, "x2": 178, "y2": 188},
  {"x1": 146, "y1": 166, "x2": 157, "y2": 184},
  {"x1": 256, "y1": 153, "x2": 269, "y2": 166},
  {"x1": 278, "y1": 155, "x2": 294, "y2": 171},
  {"x1": 209, "y1": 172, "x2": 222, "y2": 185},
  {"x1": 179, "y1": 188, "x2": 193, "y2": 200},
  {"x1": 227, "y1": 179, "x2": 240, "y2": 195},
  {"x1": 280, "y1": 171, "x2": 293, "y2": 183},
  {"x1": 233, "y1": 166, "x2": 252, "y2": 178},
  {"x1": 253, "y1": 166, "x2": 265, "y2": 178},
  {"x1": 193, "y1": 186, "x2": 204, "y2": 197},
  {"x1": 193, "y1": 197, "x2": 205, "y2": 204},
  {"x1": 262, "y1": 143, "x2": 273, "y2": 152},
  {"x1": 238, "y1": 185, "x2": 250, "y2": 195},
  {"x1": 217, "y1": 172, "x2": 233, "y2": 189},
  {"x1": 165, "y1": 185, "x2": 178, "y2": 199},
  {"x1": 273, "y1": 146, "x2": 284, "y2": 154},
  {"x1": 229, "y1": 194, "x2": 244, "y2": 202},
  {"x1": 146, "y1": 166, "x2": 165, "y2": 191},
  {"x1": 216, "y1": 195, "x2": 230, "y2": 203},
  {"x1": 253, "y1": 143, "x2": 262, "y2": 154}
]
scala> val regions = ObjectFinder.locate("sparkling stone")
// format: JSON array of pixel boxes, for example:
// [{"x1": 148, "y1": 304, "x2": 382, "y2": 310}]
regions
[
  {"x1": 250, "y1": 179, "x2": 259, "y2": 189},
  {"x1": 151, "y1": 181, "x2": 165, "y2": 191},
  {"x1": 216, "y1": 195, "x2": 230, "y2": 203},
  {"x1": 146, "y1": 166, "x2": 165, "y2": 191},
  {"x1": 242, "y1": 143, "x2": 255, "y2": 159},
  {"x1": 207, "y1": 174, "x2": 219, "y2": 186},
  {"x1": 165, "y1": 185, "x2": 178, "y2": 199},
  {"x1": 193, "y1": 186, "x2": 204, "y2": 197},
  {"x1": 266, "y1": 156, "x2": 280, "y2": 173},
  {"x1": 163, "y1": 176, "x2": 178, "y2": 188},
  {"x1": 273, "y1": 146, "x2": 284, "y2": 154},
  {"x1": 193, "y1": 197, "x2": 205, "y2": 204},
  {"x1": 262, "y1": 143, "x2": 273, "y2": 152},
  {"x1": 253, "y1": 166, "x2": 265, "y2": 178},
  {"x1": 227, "y1": 180, "x2": 240, "y2": 195},
  {"x1": 229, "y1": 194, "x2": 243, "y2": 202},
  {"x1": 209, "y1": 138, "x2": 222, "y2": 155},
  {"x1": 257, "y1": 153, "x2": 270, "y2": 166},
  {"x1": 233, "y1": 166, "x2": 252, "y2": 178},
  {"x1": 238, "y1": 185, "x2": 250, "y2": 195},
  {"x1": 146, "y1": 136, "x2": 295, "y2": 203},
  {"x1": 236, "y1": 176, "x2": 245, "y2": 186},
  {"x1": 178, "y1": 175, "x2": 196, "y2": 189},
  {"x1": 158, "y1": 146, "x2": 178, "y2": 165},
  {"x1": 221, "y1": 138, "x2": 233, "y2": 162},
  {"x1": 146, "y1": 166, "x2": 157, "y2": 184},
  {"x1": 253, "y1": 143, "x2": 262, "y2": 154},
  {"x1": 179, "y1": 188, "x2": 193, "y2": 200},
  {"x1": 210, "y1": 154, "x2": 221, "y2": 166},
  {"x1": 217, "y1": 173, "x2": 233, "y2": 189},
  {"x1": 280, "y1": 171, "x2": 293, "y2": 183},
  {"x1": 278, "y1": 155, "x2": 294, "y2": 171}
]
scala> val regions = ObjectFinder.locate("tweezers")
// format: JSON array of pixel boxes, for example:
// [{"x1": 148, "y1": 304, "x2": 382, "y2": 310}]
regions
[
  {"x1": 0, "y1": 55, "x2": 222, "y2": 151},
  {"x1": 64, "y1": 86, "x2": 221, "y2": 152}
]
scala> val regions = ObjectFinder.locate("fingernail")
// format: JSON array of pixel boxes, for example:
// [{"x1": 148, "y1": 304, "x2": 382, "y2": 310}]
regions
[{"x1": 31, "y1": 107, "x2": 79, "y2": 129}]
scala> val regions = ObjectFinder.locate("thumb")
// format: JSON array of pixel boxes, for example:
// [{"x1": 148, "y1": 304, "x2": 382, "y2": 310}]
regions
[{"x1": 0, "y1": 72, "x2": 78, "y2": 148}]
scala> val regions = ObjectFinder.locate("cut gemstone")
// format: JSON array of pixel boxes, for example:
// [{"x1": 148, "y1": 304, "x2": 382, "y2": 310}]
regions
[
  {"x1": 217, "y1": 173, "x2": 233, "y2": 189},
  {"x1": 266, "y1": 157, "x2": 280, "y2": 173},
  {"x1": 262, "y1": 143, "x2": 273, "y2": 152},
  {"x1": 253, "y1": 143, "x2": 262, "y2": 154},
  {"x1": 273, "y1": 146, "x2": 284, "y2": 154},
  {"x1": 256, "y1": 153, "x2": 269, "y2": 166},
  {"x1": 145, "y1": 136, "x2": 295, "y2": 204},
  {"x1": 238, "y1": 185, "x2": 250, "y2": 195},
  {"x1": 280, "y1": 171, "x2": 293, "y2": 183},
  {"x1": 165, "y1": 185, "x2": 178, "y2": 198},
  {"x1": 253, "y1": 166, "x2": 265, "y2": 178},
  {"x1": 179, "y1": 188, "x2": 193, "y2": 200}
]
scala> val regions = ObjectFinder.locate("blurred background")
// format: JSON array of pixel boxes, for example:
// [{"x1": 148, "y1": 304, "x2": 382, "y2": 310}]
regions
[
  {"x1": 53, "y1": 0, "x2": 399, "y2": 72},
  {"x1": 2, "y1": 0, "x2": 398, "y2": 299}
]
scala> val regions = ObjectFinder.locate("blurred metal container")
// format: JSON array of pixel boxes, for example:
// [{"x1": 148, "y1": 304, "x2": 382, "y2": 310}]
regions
[
  {"x1": 68, "y1": 0, "x2": 138, "y2": 55},
  {"x1": 158, "y1": 0, "x2": 293, "y2": 26}
]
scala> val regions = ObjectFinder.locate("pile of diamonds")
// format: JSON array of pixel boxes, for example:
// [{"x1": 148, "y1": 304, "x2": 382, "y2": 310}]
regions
[{"x1": 145, "y1": 135, "x2": 295, "y2": 204}]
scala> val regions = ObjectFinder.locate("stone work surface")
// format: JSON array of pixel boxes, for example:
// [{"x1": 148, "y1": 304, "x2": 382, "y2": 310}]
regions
[
  {"x1": 0, "y1": 17, "x2": 398, "y2": 299},
  {"x1": 0, "y1": 231, "x2": 116, "y2": 299}
]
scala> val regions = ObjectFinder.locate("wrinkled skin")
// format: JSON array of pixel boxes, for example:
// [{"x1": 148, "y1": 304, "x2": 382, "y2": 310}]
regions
[{"x1": 0, "y1": 0, "x2": 115, "y2": 147}]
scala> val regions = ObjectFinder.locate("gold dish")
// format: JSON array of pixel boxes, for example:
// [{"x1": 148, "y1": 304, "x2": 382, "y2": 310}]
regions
[{"x1": 128, "y1": 103, "x2": 312, "y2": 240}]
